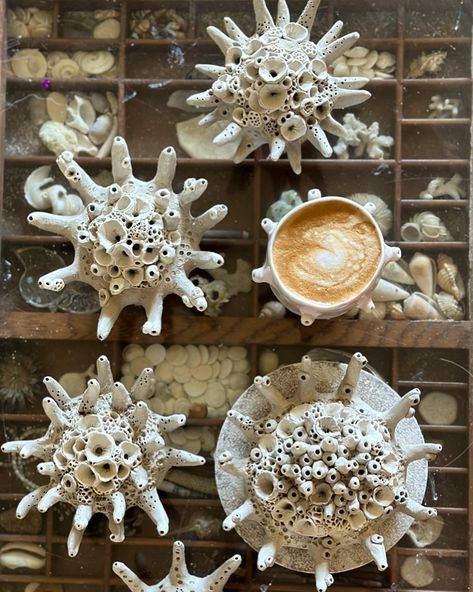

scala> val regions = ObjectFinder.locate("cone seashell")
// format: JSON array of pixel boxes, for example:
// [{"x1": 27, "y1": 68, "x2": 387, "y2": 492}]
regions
[
  {"x1": 437, "y1": 253, "x2": 464, "y2": 300},
  {"x1": 11, "y1": 49, "x2": 47, "y2": 78},
  {"x1": 403, "y1": 292, "x2": 442, "y2": 320},
  {"x1": 381, "y1": 260, "x2": 415, "y2": 285},
  {"x1": 434, "y1": 291, "x2": 464, "y2": 320},
  {"x1": 409, "y1": 252, "x2": 436, "y2": 298},
  {"x1": 372, "y1": 279, "x2": 409, "y2": 302}
]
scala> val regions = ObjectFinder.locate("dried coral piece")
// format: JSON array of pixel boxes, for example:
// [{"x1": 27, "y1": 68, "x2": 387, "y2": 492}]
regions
[
  {"x1": 27, "y1": 137, "x2": 227, "y2": 339},
  {"x1": 408, "y1": 50, "x2": 447, "y2": 79},
  {"x1": 419, "y1": 173, "x2": 465, "y2": 200},
  {"x1": 333, "y1": 113, "x2": 393, "y2": 159},
  {"x1": 114, "y1": 540, "x2": 241, "y2": 591},
  {"x1": 427, "y1": 95, "x2": 461, "y2": 119},
  {"x1": 187, "y1": 0, "x2": 371, "y2": 174},
  {"x1": 1, "y1": 356, "x2": 205, "y2": 557},
  {"x1": 216, "y1": 353, "x2": 440, "y2": 591}
]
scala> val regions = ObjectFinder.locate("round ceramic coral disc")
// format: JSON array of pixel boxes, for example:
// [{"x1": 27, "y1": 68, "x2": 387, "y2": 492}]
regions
[{"x1": 215, "y1": 360, "x2": 428, "y2": 574}]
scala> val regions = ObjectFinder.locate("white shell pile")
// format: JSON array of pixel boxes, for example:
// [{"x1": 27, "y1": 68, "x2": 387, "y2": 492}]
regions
[
  {"x1": 427, "y1": 95, "x2": 462, "y2": 119},
  {"x1": 7, "y1": 7, "x2": 52, "y2": 38},
  {"x1": 24, "y1": 166, "x2": 112, "y2": 217},
  {"x1": 408, "y1": 50, "x2": 447, "y2": 79},
  {"x1": 1, "y1": 356, "x2": 205, "y2": 557},
  {"x1": 333, "y1": 113, "x2": 394, "y2": 159},
  {"x1": 358, "y1": 252, "x2": 465, "y2": 320},
  {"x1": 93, "y1": 10, "x2": 121, "y2": 39},
  {"x1": 419, "y1": 173, "x2": 465, "y2": 200},
  {"x1": 121, "y1": 343, "x2": 251, "y2": 419},
  {"x1": 9, "y1": 49, "x2": 117, "y2": 80},
  {"x1": 332, "y1": 47, "x2": 396, "y2": 79},
  {"x1": 30, "y1": 91, "x2": 117, "y2": 157},
  {"x1": 401, "y1": 211, "x2": 453, "y2": 242}
]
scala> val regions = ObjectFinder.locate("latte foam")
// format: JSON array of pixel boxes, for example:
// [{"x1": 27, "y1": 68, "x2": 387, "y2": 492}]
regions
[{"x1": 272, "y1": 200, "x2": 382, "y2": 304}]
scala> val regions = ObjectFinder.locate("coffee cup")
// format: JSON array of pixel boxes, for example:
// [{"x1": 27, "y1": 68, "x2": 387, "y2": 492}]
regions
[{"x1": 253, "y1": 189, "x2": 401, "y2": 325}]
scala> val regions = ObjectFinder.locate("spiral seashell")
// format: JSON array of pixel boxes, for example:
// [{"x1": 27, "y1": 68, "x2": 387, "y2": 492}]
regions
[
  {"x1": 11, "y1": 49, "x2": 47, "y2": 78},
  {"x1": 46, "y1": 51, "x2": 68, "y2": 73},
  {"x1": 403, "y1": 292, "x2": 442, "y2": 320},
  {"x1": 409, "y1": 252, "x2": 436, "y2": 298},
  {"x1": 259, "y1": 300, "x2": 286, "y2": 318},
  {"x1": 437, "y1": 253, "x2": 465, "y2": 300},
  {"x1": 51, "y1": 58, "x2": 81, "y2": 79},
  {"x1": 434, "y1": 291, "x2": 464, "y2": 320},
  {"x1": 80, "y1": 51, "x2": 115, "y2": 76}
]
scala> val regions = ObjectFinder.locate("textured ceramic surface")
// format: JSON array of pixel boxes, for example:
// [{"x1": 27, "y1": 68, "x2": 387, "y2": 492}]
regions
[
  {"x1": 114, "y1": 540, "x2": 241, "y2": 591},
  {"x1": 216, "y1": 354, "x2": 440, "y2": 591},
  {"x1": 1, "y1": 356, "x2": 205, "y2": 557},
  {"x1": 27, "y1": 137, "x2": 228, "y2": 339},
  {"x1": 253, "y1": 191, "x2": 401, "y2": 324},
  {"x1": 187, "y1": 0, "x2": 371, "y2": 174}
]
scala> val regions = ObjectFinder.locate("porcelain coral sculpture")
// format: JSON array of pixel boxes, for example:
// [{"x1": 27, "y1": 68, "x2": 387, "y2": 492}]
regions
[
  {"x1": 114, "y1": 540, "x2": 241, "y2": 591},
  {"x1": 27, "y1": 137, "x2": 228, "y2": 339},
  {"x1": 216, "y1": 353, "x2": 440, "y2": 592},
  {"x1": 186, "y1": 0, "x2": 371, "y2": 174},
  {"x1": 1, "y1": 356, "x2": 205, "y2": 557}
]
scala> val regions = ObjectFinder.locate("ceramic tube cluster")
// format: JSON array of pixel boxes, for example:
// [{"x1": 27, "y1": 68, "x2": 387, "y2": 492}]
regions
[
  {"x1": 217, "y1": 353, "x2": 441, "y2": 592},
  {"x1": 27, "y1": 136, "x2": 228, "y2": 339},
  {"x1": 1, "y1": 356, "x2": 205, "y2": 557},
  {"x1": 187, "y1": 0, "x2": 371, "y2": 174},
  {"x1": 113, "y1": 540, "x2": 241, "y2": 592}
]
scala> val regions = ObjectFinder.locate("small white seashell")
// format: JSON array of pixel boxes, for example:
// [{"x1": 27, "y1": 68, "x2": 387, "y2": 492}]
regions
[
  {"x1": 386, "y1": 301, "x2": 406, "y2": 320},
  {"x1": 96, "y1": 115, "x2": 118, "y2": 158},
  {"x1": 434, "y1": 291, "x2": 464, "y2": 320},
  {"x1": 403, "y1": 292, "x2": 442, "y2": 320},
  {"x1": 207, "y1": 345, "x2": 219, "y2": 365},
  {"x1": 191, "y1": 365, "x2": 213, "y2": 381},
  {"x1": 73, "y1": 130, "x2": 99, "y2": 156},
  {"x1": 228, "y1": 346, "x2": 247, "y2": 361},
  {"x1": 46, "y1": 92, "x2": 68, "y2": 123},
  {"x1": 65, "y1": 95, "x2": 96, "y2": 134},
  {"x1": 344, "y1": 46, "x2": 370, "y2": 59},
  {"x1": 199, "y1": 345, "x2": 210, "y2": 364},
  {"x1": 381, "y1": 260, "x2": 415, "y2": 285},
  {"x1": 123, "y1": 344, "x2": 145, "y2": 362},
  {"x1": 80, "y1": 51, "x2": 115, "y2": 75},
  {"x1": 24, "y1": 165, "x2": 54, "y2": 209},
  {"x1": 48, "y1": 187, "x2": 84, "y2": 216},
  {"x1": 0, "y1": 543, "x2": 46, "y2": 571},
  {"x1": 185, "y1": 344, "x2": 202, "y2": 368},
  {"x1": 437, "y1": 253, "x2": 464, "y2": 300},
  {"x1": 259, "y1": 349, "x2": 279, "y2": 375},
  {"x1": 39, "y1": 121, "x2": 78, "y2": 155},
  {"x1": 259, "y1": 300, "x2": 286, "y2": 318},
  {"x1": 173, "y1": 366, "x2": 192, "y2": 384},
  {"x1": 94, "y1": 18, "x2": 121, "y2": 39},
  {"x1": 205, "y1": 382, "x2": 226, "y2": 408},
  {"x1": 155, "y1": 361, "x2": 174, "y2": 383},
  {"x1": 409, "y1": 252, "x2": 437, "y2": 297},
  {"x1": 145, "y1": 344, "x2": 166, "y2": 365},
  {"x1": 11, "y1": 49, "x2": 47, "y2": 78},
  {"x1": 89, "y1": 113, "x2": 114, "y2": 145},
  {"x1": 359, "y1": 301, "x2": 387, "y2": 320},
  {"x1": 90, "y1": 92, "x2": 110, "y2": 114},
  {"x1": 219, "y1": 358, "x2": 233, "y2": 379},
  {"x1": 184, "y1": 379, "x2": 207, "y2": 398},
  {"x1": 400, "y1": 222, "x2": 421, "y2": 242},
  {"x1": 418, "y1": 391, "x2": 458, "y2": 425},
  {"x1": 400, "y1": 556, "x2": 434, "y2": 588},
  {"x1": 372, "y1": 279, "x2": 409, "y2": 302}
]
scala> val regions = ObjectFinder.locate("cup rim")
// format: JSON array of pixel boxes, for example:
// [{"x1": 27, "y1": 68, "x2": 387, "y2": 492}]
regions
[{"x1": 267, "y1": 195, "x2": 385, "y2": 310}]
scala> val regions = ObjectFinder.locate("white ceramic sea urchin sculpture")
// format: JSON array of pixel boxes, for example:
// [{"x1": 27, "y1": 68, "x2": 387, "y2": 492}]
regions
[
  {"x1": 113, "y1": 540, "x2": 241, "y2": 592},
  {"x1": 187, "y1": 0, "x2": 371, "y2": 174},
  {"x1": 1, "y1": 356, "x2": 205, "y2": 557},
  {"x1": 27, "y1": 137, "x2": 228, "y2": 339},
  {"x1": 216, "y1": 353, "x2": 441, "y2": 592}
]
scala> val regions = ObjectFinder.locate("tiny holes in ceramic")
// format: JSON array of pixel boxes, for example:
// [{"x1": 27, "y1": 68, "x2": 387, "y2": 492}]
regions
[
  {"x1": 253, "y1": 192, "x2": 401, "y2": 324},
  {"x1": 216, "y1": 353, "x2": 440, "y2": 592}
]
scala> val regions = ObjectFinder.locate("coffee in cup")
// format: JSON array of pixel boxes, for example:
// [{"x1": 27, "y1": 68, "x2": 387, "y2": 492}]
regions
[{"x1": 253, "y1": 191, "x2": 401, "y2": 324}]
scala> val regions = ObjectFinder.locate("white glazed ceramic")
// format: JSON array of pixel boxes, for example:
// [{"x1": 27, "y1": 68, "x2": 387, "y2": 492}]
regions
[{"x1": 253, "y1": 190, "x2": 401, "y2": 325}]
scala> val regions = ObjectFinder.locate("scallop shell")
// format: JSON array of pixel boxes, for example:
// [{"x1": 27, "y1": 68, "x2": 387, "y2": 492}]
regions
[
  {"x1": 434, "y1": 291, "x2": 464, "y2": 320},
  {"x1": 381, "y1": 260, "x2": 415, "y2": 285},
  {"x1": 46, "y1": 92, "x2": 68, "y2": 122},
  {"x1": 80, "y1": 51, "x2": 115, "y2": 75},
  {"x1": 409, "y1": 252, "x2": 436, "y2": 298},
  {"x1": 437, "y1": 253, "x2": 465, "y2": 300},
  {"x1": 11, "y1": 49, "x2": 47, "y2": 78},
  {"x1": 349, "y1": 193, "x2": 392, "y2": 237},
  {"x1": 372, "y1": 279, "x2": 409, "y2": 302},
  {"x1": 403, "y1": 292, "x2": 442, "y2": 320}
]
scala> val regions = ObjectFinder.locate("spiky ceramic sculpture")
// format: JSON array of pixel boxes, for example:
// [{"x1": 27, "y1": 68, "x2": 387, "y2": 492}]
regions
[
  {"x1": 114, "y1": 540, "x2": 241, "y2": 591},
  {"x1": 1, "y1": 356, "x2": 205, "y2": 557},
  {"x1": 187, "y1": 0, "x2": 371, "y2": 174},
  {"x1": 216, "y1": 353, "x2": 441, "y2": 592},
  {"x1": 27, "y1": 137, "x2": 228, "y2": 339}
]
